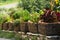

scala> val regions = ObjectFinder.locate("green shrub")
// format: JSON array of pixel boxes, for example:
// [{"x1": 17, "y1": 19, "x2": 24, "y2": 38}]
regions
[{"x1": 18, "y1": 0, "x2": 48, "y2": 13}]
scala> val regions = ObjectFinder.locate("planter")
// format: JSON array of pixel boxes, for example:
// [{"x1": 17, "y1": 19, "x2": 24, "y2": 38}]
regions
[
  {"x1": 0, "y1": 24, "x2": 2, "y2": 30},
  {"x1": 2, "y1": 22, "x2": 9, "y2": 30},
  {"x1": 8, "y1": 22, "x2": 14, "y2": 31},
  {"x1": 14, "y1": 26, "x2": 20, "y2": 32},
  {"x1": 14, "y1": 24, "x2": 20, "y2": 32},
  {"x1": 28, "y1": 22, "x2": 38, "y2": 33},
  {"x1": 38, "y1": 22, "x2": 60, "y2": 36},
  {"x1": 20, "y1": 22, "x2": 29, "y2": 33}
]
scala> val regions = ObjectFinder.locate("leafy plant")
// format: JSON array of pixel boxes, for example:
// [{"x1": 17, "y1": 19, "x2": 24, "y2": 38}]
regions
[
  {"x1": 3, "y1": 14, "x2": 11, "y2": 22},
  {"x1": 14, "y1": 19, "x2": 20, "y2": 27},
  {"x1": 12, "y1": 9, "x2": 20, "y2": 19},
  {"x1": 56, "y1": 12, "x2": 60, "y2": 21},
  {"x1": 22, "y1": 10, "x2": 30, "y2": 22},
  {"x1": 12, "y1": 11, "x2": 21, "y2": 20},
  {"x1": 29, "y1": 12, "x2": 40, "y2": 23},
  {"x1": 41, "y1": 10, "x2": 58, "y2": 23},
  {"x1": 39, "y1": 10, "x2": 44, "y2": 15},
  {"x1": 0, "y1": 14, "x2": 4, "y2": 24},
  {"x1": 0, "y1": 13, "x2": 10, "y2": 24},
  {"x1": 40, "y1": 0, "x2": 60, "y2": 23},
  {"x1": 18, "y1": 0, "x2": 47, "y2": 12}
]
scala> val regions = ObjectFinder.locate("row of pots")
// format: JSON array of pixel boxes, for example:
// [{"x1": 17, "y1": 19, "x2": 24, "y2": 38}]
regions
[{"x1": 0, "y1": 22, "x2": 60, "y2": 36}]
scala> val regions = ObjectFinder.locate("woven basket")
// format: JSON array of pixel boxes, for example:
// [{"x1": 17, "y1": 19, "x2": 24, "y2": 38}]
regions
[
  {"x1": 2, "y1": 22, "x2": 9, "y2": 30},
  {"x1": 8, "y1": 22, "x2": 14, "y2": 31},
  {"x1": 0, "y1": 24, "x2": 2, "y2": 30},
  {"x1": 20, "y1": 22, "x2": 29, "y2": 33},
  {"x1": 14, "y1": 26, "x2": 20, "y2": 32},
  {"x1": 38, "y1": 22, "x2": 60, "y2": 36},
  {"x1": 28, "y1": 22, "x2": 38, "y2": 33}
]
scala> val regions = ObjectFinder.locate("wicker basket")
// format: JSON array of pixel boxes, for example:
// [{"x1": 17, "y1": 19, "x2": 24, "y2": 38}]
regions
[
  {"x1": 28, "y1": 22, "x2": 38, "y2": 33},
  {"x1": 2, "y1": 22, "x2": 9, "y2": 30},
  {"x1": 8, "y1": 22, "x2": 14, "y2": 31},
  {"x1": 14, "y1": 26, "x2": 20, "y2": 32},
  {"x1": 20, "y1": 22, "x2": 29, "y2": 33},
  {"x1": 38, "y1": 22, "x2": 60, "y2": 36},
  {"x1": 0, "y1": 24, "x2": 2, "y2": 30}
]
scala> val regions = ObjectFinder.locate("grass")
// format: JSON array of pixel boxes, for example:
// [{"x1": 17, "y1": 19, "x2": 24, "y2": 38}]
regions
[
  {"x1": 0, "y1": 31, "x2": 26, "y2": 40},
  {"x1": 0, "y1": 30, "x2": 40, "y2": 40},
  {"x1": 0, "y1": 0, "x2": 19, "y2": 5},
  {"x1": 0, "y1": 30, "x2": 15, "y2": 39}
]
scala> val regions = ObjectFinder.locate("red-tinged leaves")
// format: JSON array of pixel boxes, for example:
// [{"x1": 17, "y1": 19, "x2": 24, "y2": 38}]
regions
[
  {"x1": 41, "y1": 9, "x2": 58, "y2": 23},
  {"x1": 56, "y1": 12, "x2": 60, "y2": 21}
]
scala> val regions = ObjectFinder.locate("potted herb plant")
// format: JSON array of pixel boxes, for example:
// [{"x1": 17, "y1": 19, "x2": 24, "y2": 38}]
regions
[
  {"x1": 1, "y1": 13, "x2": 10, "y2": 30},
  {"x1": 28, "y1": 12, "x2": 40, "y2": 33},
  {"x1": 7, "y1": 8, "x2": 16, "y2": 31},
  {"x1": 8, "y1": 22, "x2": 14, "y2": 31},
  {"x1": 38, "y1": 0, "x2": 60, "y2": 35},
  {"x1": 12, "y1": 8, "x2": 24, "y2": 32},
  {"x1": 0, "y1": 14, "x2": 5, "y2": 30},
  {"x1": 7, "y1": 18, "x2": 14, "y2": 31},
  {"x1": 20, "y1": 10, "x2": 30, "y2": 34},
  {"x1": 13, "y1": 19, "x2": 20, "y2": 32}
]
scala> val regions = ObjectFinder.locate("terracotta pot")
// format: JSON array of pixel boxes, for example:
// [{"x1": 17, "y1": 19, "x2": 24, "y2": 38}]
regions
[
  {"x1": 28, "y1": 22, "x2": 38, "y2": 33},
  {"x1": 38, "y1": 22, "x2": 60, "y2": 36},
  {"x1": 2, "y1": 22, "x2": 9, "y2": 30},
  {"x1": 20, "y1": 22, "x2": 29, "y2": 33},
  {"x1": 8, "y1": 22, "x2": 14, "y2": 31}
]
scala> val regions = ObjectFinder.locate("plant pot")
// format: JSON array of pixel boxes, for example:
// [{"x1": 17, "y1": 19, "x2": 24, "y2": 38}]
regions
[
  {"x1": 14, "y1": 24, "x2": 20, "y2": 32},
  {"x1": 28, "y1": 22, "x2": 38, "y2": 33},
  {"x1": 14, "y1": 26, "x2": 20, "y2": 32},
  {"x1": 38, "y1": 22, "x2": 60, "y2": 36},
  {"x1": 20, "y1": 22, "x2": 29, "y2": 33},
  {"x1": 8, "y1": 22, "x2": 14, "y2": 31},
  {"x1": 2, "y1": 22, "x2": 9, "y2": 30},
  {"x1": 0, "y1": 24, "x2": 2, "y2": 30}
]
